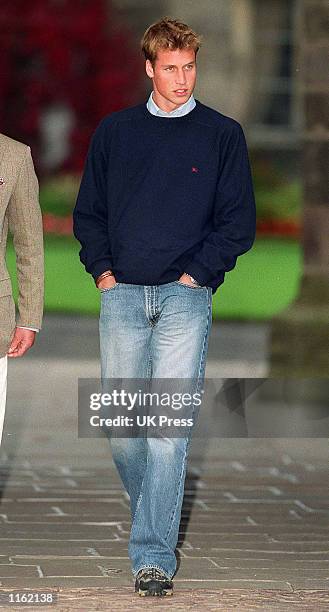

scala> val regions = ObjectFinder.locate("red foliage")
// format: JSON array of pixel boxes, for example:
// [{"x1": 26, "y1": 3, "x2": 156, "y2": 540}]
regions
[
  {"x1": 256, "y1": 219, "x2": 300, "y2": 238},
  {"x1": 41, "y1": 213, "x2": 301, "y2": 239},
  {"x1": 43, "y1": 213, "x2": 73, "y2": 235},
  {"x1": 0, "y1": 0, "x2": 144, "y2": 173}
]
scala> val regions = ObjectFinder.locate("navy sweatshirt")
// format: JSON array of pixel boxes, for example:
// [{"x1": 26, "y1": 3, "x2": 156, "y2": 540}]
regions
[{"x1": 73, "y1": 99, "x2": 256, "y2": 294}]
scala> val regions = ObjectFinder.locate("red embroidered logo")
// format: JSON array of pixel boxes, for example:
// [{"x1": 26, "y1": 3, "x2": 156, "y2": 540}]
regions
[{"x1": 191, "y1": 167, "x2": 199, "y2": 173}]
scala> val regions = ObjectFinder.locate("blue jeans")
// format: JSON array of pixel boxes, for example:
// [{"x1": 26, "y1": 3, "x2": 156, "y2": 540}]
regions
[{"x1": 99, "y1": 280, "x2": 212, "y2": 578}]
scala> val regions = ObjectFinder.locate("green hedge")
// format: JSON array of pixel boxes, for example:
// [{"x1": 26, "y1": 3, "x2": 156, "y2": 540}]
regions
[{"x1": 6, "y1": 235, "x2": 301, "y2": 320}]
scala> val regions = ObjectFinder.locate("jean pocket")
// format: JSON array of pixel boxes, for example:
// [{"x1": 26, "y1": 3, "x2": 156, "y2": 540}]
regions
[
  {"x1": 100, "y1": 283, "x2": 120, "y2": 293},
  {"x1": 174, "y1": 280, "x2": 207, "y2": 290}
]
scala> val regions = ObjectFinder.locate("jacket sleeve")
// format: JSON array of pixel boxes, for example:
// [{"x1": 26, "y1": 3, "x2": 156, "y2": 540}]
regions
[
  {"x1": 73, "y1": 119, "x2": 113, "y2": 281},
  {"x1": 184, "y1": 122, "x2": 256, "y2": 286},
  {"x1": 7, "y1": 146, "x2": 44, "y2": 329}
]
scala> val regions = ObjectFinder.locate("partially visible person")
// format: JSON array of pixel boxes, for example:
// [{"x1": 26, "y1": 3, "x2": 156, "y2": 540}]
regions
[{"x1": 0, "y1": 134, "x2": 44, "y2": 445}]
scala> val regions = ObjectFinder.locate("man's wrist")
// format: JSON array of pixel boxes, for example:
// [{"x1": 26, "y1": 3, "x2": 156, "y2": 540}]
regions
[
  {"x1": 183, "y1": 273, "x2": 200, "y2": 286},
  {"x1": 95, "y1": 270, "x2": 114, "y2": 288}
]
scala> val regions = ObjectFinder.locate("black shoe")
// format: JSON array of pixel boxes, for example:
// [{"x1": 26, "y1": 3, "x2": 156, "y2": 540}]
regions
[{"x1": 135, "y1": 567, "x2": 173, "y2": 597}]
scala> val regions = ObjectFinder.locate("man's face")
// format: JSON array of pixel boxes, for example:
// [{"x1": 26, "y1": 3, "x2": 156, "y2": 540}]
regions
[{"x1": 145, "y1": 47, "x2": 197, "y2": 113}]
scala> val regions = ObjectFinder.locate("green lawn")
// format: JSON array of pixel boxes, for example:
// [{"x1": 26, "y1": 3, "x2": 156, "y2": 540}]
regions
[{"x1": 6, "y1": 236, "x2": 301, "y2": 320}]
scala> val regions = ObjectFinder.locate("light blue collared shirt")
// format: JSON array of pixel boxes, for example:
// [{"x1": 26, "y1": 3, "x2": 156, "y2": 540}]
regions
[{"x1": 146, "y1": 91, "x2": 196, "y2": 117}]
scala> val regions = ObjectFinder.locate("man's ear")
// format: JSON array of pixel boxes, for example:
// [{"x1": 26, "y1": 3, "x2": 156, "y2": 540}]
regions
[{"x1": 145, "y1": 59, "x2": 154, "y2": 79}]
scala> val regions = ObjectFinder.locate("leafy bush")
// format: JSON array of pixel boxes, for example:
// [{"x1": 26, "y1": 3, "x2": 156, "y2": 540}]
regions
[
  {"x1": 40, "y1": 175, "x2": 80, "y2": 216},
  {"x1": 256, "y1": 181, "x2": 301, "y2": 220}
]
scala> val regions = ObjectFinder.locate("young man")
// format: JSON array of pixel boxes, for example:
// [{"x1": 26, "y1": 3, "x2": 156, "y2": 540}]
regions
[
  {"x1": 73, "y1": 17, "x2": 256, "y2": 597},
  {"x1": 0, "y1": 134, "x2": 44, "y2": 445}
]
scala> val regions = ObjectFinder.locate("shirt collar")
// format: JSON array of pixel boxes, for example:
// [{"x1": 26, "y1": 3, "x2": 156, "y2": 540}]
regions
[{"x1": 146, "y1": 91, "x2": 196, "y2": 117}]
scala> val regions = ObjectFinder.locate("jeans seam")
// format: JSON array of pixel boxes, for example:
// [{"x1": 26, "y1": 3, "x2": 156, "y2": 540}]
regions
[
  {"x1": 164, "y1": 437, "x2": 189, "y2": 544},
  {"x1": 147, "y1": 352, "x2": 152, "y2": 378},
  {"x1": 131, "y1": 489, "x2": 143, "y2": 524},
  {"x1": 196, "y1": 290, "x2": 212, "y2": 381},
  {"x1": 131, "y1": 439, "x2": 149, "y2": 525}
]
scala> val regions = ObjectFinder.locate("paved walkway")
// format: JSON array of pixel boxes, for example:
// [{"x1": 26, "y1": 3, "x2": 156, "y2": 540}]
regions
[
  {"x1": 0, "y1": 316, "x2": 328, "y2": 609},
  {"x1": 0, "y1": 447, "x2": 328, "y2": 609}
]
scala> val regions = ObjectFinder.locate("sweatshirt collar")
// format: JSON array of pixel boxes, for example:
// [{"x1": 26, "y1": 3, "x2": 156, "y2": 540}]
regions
[{"x1": 146, "y1": 91, "x2": 196, "y2": 118}]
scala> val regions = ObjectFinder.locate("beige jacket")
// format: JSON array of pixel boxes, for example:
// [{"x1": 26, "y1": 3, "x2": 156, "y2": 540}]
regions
[{"x1": 0, "y1": 134, "x2": 44, "y2": 357}]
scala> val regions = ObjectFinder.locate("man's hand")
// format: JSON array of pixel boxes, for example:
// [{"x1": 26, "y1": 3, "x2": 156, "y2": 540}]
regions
[
  {"x1": 7, "y1": 328, "x2": 36, "y2": 358},
  {"x1": 97, "y1": 275, "x2": 118, "y2": 290},
  {"x1": 178, "y1": 273, "x2": 200, "y2": 287}
]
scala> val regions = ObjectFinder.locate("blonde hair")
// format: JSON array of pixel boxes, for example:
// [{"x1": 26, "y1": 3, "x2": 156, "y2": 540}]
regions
[{"x1": 141, "y1": 17, "x2": 202, "y2": 65}]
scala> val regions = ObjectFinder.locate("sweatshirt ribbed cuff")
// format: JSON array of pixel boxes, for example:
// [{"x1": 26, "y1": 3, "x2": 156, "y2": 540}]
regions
[
  {"x1": 89, "y1": 260, "x2": 113, "y2": 282},
  {"x1": 184, "y1": 260, "x2": 214, "y2": 287}
]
